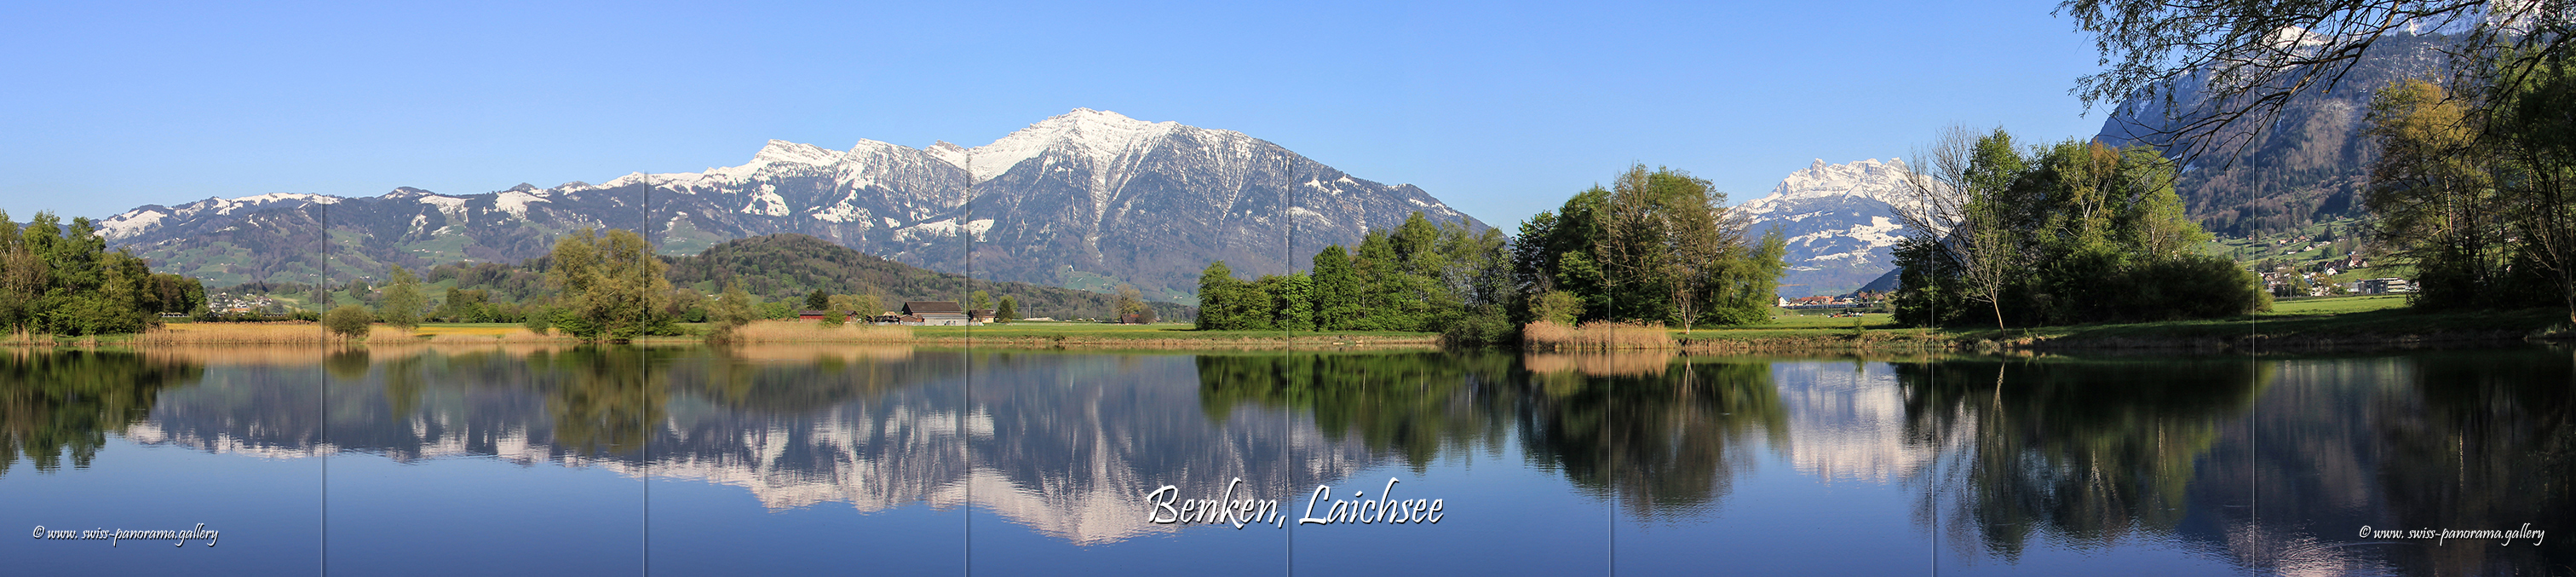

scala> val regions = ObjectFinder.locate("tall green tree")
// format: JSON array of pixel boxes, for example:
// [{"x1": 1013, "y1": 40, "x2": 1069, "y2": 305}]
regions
[
  {"x1": 1312, "y1": 245, "x2": 1361, "y2": 331},
  {"x1": 2366, "y1": 78, "x2": 2515, "y2": 309},
  {"x1": 1197, "y1": 262, "x2": 1246, "y2": 330},
  {"x1": 2489, "y1": 50, "x2": 2576, "y2": 322},
  {"x1": 1274, "y1": 273, "x2": 1314, "y2": 332},
  {"x1": 0, "y1": 211, "x2": 189, "y2": 336},
  {"x1": 995, "y1": 296, "x2": 1018, "y2": 323},
  {"x1": 546, "y1": 228, "x2": 674, "y2": 341},
  {"x1": 1512, "y1": 167, "x2": 1783, "y2": 329},
  {"x1": 378, "y1": 265, "x2": 426, "y2": 330},
  {"x1": 1353, "y1": 233, "x2": 1406, "y2": 330},
  {"x1": 1891, "y1": 129, "x2": 2265, "y2": 326},
  {"x1": 706, "y1": 281, "x2": 759, "y2": 343}
]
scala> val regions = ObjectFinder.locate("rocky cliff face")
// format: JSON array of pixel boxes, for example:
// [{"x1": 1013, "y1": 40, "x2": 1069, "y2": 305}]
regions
[
  {"x1": 97, "y1": 108, "x2": 1483, "y2": 298},
  {"x1": 1734, "y1": 159, "x2": 1917, "y2": 297},
  {"x1": 2094, "y1": 33, "x2": 2448, "y2": 237}
]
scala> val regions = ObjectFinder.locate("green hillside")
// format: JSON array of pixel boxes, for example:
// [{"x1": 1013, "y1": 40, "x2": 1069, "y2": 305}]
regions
[{"x1": 660, "y1": 234, "x2": 1189, "y2": 320}]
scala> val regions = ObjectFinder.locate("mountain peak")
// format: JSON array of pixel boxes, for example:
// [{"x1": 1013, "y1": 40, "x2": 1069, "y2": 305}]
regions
[
  {"x1": 967, "y1": 108, "x2": 1180, "y2": 182},
  {"x1": 750, "y1": 139, "x2": 841, "y2": 167},
  {"x1": 1037, "y1": 107, "x2": 1150, "y2": 128},
  {"x1": 925, "y1": 141, "x2": 968, "y2": 170},
  {"x1": 1745, "y1": 158, "x2": 1918, "y2": 211}
]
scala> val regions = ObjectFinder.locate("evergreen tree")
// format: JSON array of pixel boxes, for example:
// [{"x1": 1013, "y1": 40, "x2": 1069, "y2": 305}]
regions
[
  {"x1": 1354, "y1": 234, "x2": 1406, "y2": 330},
  {"x1": 1311, "y1": 245, "x2": 1360, "y2": 331},
  {"x1": 996, "y1": 296, "x2": 1018, "y2": 323}
]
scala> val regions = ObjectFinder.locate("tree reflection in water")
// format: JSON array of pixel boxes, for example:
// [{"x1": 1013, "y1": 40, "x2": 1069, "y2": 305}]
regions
[
  {"x1": 1197, "y1": 351, "x2": 1787, "y2": 522},
  {"x1": 2361, "y1": 349, "x2": 2576, "y2": 575},
  {"x1": 0, "y1": 349, "x2": 204, "y2": 476},
  {"x1": 526, "y1": 346, "x2": 673, "y2": 458},
  {"x1": 1896, "y1": 357, "x2": 2268, "y2": 562},
  {"x1": 1521, "y1": 355, "x2": 1786, "y2": 522},
  {"x1": 1896, "y1": 350, "x2": 2576, "y2": 575},
  {"x1": 1196, "y1": 352, "x2": 1517, "y2": 471}
]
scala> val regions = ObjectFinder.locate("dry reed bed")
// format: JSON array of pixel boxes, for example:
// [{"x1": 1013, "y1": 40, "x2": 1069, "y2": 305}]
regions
[
  {"x1": 720, "y1": 320, "x2": 914, "y2": 343},
  {"x1": 136, "y1": 343, "x2": 590, "y2": 366},
  {"x1": 136, "y1": 322, "x2": 340, "y2": 344},
  {"x1": 1520, "y1": 320, "x2": 1676, "y2": 351},
  {"x1": 133, "y1": 323, "x2": 578, "y2": 345}
]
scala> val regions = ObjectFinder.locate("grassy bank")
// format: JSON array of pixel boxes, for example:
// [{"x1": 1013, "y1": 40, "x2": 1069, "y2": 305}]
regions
[
  {"x1": 55, "y1": 320, "x2": 1440, "y2": 349},
  {"x1": 906, "y1": 321, "x2": 1439, "y2": 349},
  {"x1": 1669, "y1": 295, "x2": 2567, "y2": 352}
]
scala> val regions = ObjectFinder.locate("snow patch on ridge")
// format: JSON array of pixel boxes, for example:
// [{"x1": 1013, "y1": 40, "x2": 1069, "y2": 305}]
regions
[
  {"x1": 893, "y1": 217, "x2": 996, "y2": 242},
  {"x1": 742, "y1": 184, "x2": 791, "y2": 216},
  {"x1": 98, "y1": 209, "x2": 166, "y2": 239},
  {"x1": 417, "y1": 194, "x2": 469, "y2": 217},
  {"x1": 495, "y1": 191, "x2": 548, "y2": 217}
]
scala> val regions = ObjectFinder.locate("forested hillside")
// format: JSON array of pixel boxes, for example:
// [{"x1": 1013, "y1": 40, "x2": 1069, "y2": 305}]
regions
[
  {"x1": 279, "y1": 233, "x2": 1193, "y2": 323},
  {"x1": 662, "y1": 234, "x2": 1189, "y2": 320}
]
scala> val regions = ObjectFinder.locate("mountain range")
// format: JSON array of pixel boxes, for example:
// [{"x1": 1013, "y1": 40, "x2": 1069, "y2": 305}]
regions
[
  {"x1": 1734, "y1": 159, "x2": 1917, "y2": 298},
  {"x1": 94, "y1": 108, "x2": 1484, "y2": 300},
  {"x1": 2096, "y1": 33, "x2": 2447, "y2": 237}
]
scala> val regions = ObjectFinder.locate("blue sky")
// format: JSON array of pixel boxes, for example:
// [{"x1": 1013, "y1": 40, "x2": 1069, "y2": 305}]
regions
[{"x1": 0, "y1": 0, "x2": 2108, "y2": 228}]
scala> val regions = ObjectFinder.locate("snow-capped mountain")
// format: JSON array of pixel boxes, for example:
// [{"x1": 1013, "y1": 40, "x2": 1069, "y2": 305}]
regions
[
  {"x1": 1734, "y1": 159, "x2": 1918, "y2": 298},
  {"x1": 95, "y1": 108, "x2": 1484, "y2": 297}
]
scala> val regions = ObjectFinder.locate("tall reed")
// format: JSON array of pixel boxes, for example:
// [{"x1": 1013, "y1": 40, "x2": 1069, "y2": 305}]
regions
[
  {"x1": 1520, "y1": 320, "x2": 1675, "y2": 351},
  {"x1": 722, "y1": 320, "x2": 914, "y2": 343},
  {"x1": 135, "y1": 322, "x2": 340, "y2": 345}
]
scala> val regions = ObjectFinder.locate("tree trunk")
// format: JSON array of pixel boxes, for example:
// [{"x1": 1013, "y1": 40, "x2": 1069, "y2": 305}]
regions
[{"x1": 1988, "y1": 288, "x2": 2006, "y2": 332}]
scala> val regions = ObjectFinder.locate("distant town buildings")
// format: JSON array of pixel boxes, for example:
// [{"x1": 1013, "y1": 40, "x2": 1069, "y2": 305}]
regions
[{"x1": 2353, "y1": 277, "x2": 2413, "y2": 295}]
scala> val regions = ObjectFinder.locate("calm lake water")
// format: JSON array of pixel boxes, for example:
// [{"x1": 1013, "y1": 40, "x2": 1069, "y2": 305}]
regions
[{"x1": 2, "y1": 344, "x2": 2569, "y2": 575}]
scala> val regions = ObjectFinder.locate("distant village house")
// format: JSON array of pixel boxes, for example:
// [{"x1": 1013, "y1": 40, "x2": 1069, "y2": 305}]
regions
[{"x1": 900, "y1": 301, "x2": 973, "y2": 326}]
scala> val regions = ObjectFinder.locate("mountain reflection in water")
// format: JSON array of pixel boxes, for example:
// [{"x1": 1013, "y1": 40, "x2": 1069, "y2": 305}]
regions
[{"x1": 0, "y1": 345, "x2": 2567, "y2": 574}]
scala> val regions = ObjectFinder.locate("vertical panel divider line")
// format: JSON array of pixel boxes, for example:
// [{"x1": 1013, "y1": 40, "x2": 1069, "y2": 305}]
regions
[
  {"x1": 1285, "y1": 162, "x2": 1294, "y2": 577},
  {"x1": 318, "y1": 201, "x2": 329, "y2": 577},
  {"x1": 963, "y1": 153, "x2": 975, "y2": 577},
  {"x1": 641, "y1": 174, "x2": 653, "y2": 577}
]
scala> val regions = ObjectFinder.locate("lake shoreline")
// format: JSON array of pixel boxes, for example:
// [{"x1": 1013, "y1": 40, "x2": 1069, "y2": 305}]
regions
[{"x1": 27, "y1": 297, "x2": 2569, "y2": 354}]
